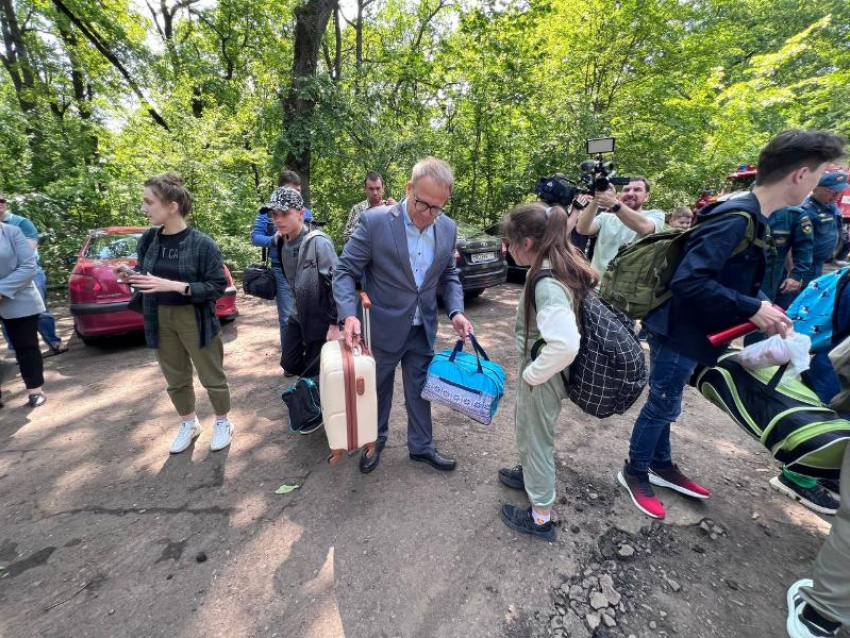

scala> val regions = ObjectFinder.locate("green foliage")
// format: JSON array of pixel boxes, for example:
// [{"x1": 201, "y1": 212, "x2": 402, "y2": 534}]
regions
[{"x1": 0, "y1": 0, "x2": 847, "y2": 281}]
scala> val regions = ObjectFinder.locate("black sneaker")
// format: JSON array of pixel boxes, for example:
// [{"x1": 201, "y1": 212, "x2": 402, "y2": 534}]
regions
[
  {"x1": 499, "y1": 504, "x2": 555, "y2": 541},
  {"x1": 770, "y1": 474, "x2": 839, "y2": 515},
  {"x1": 43, "y1": 343, "x2": 68, "y2": 358},
  {"x1": 819, "y1": 479, "x2": 840, "y2": 501},
  {"x1": 498, "y1": 465, "x2": 525, "y2": 491}
]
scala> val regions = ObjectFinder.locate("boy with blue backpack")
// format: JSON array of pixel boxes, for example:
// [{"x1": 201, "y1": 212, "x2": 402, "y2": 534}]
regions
[{"x1": 613, "y1": 130, "x2": 845, "y2": 523}]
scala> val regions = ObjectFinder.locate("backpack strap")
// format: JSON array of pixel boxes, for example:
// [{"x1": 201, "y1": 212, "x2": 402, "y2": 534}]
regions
[
  {"x1": 292, "y1": 229, "x2": 327, "y2": 272},
  {"x1": 700, "y1": 198, "x2": 766, "y2": 255},
  {"x1": 528, "y1": 269, "x2": 551, "y2": 312},
  {"x1": 831, "y1": 267, "x2": 850, "y2": 346}
]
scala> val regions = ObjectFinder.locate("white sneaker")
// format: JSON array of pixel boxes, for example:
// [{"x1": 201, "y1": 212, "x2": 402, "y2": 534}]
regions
[
  {"x1": 210, "y1": 418, "x2": 234, "y2": 452},
  {"x1": 169, "y1": 420, "x2": 202, "y2": 454},
  {"x1": 786, "y1": 578, "x2": 840, "y2": 637}
]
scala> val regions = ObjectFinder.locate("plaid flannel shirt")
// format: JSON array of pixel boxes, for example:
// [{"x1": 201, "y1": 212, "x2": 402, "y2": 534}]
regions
[
  {"x1": 135, "y1": 227, "x2": 226, "y2": 349},
  {"x1": 343, "y1": 200, "x2": 370, "y2": 243}
]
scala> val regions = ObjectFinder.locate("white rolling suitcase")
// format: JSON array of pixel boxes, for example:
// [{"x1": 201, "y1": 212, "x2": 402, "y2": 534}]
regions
[{"x1": 320, "y1": 292, "x2": 378, "y2": 464}]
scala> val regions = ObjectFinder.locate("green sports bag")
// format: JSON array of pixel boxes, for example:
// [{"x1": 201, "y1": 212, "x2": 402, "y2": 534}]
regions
[{"x1": 695, "y1": 352, "x2": 850, "y2": 479}]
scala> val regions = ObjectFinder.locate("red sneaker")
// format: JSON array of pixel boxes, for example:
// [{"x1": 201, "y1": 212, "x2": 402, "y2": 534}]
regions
[
  {"x1": 618, "y1": 462, "x2": 666, "y2": 519},
  {"x1": 649, "y1": 464, "x2": 710, "y2": 500}
]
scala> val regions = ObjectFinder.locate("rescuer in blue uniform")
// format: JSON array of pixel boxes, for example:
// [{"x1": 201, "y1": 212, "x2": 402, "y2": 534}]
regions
[
  {"x1": 764, "y1": 205, "x2": 814, "y2": 304},
  {"x1": 803, "y1": 171, "x2": 849, "y2": 281}
]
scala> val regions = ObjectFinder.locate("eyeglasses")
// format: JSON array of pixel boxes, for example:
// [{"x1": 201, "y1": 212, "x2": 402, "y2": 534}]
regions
[{"x1": 412, "y1": 194, "x2": 445, "y2": 217}]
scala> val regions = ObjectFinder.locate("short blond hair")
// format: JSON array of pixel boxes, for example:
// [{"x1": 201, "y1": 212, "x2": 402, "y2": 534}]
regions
[
  {"x1": 411, "y1": 157, "x2": 454, "y2": 190},
  {"x1": 669, "y1": 206, "x2": 693, "y2": 222}
]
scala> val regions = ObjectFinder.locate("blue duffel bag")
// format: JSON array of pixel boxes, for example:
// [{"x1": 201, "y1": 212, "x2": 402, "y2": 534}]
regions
[{"x1": 422, "y1": 335, "x2": 505, "y2": 425}]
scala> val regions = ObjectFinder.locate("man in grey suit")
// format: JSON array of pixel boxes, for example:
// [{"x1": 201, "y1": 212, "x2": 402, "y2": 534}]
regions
[{"x1": 334, "y1": 157, "x2": 474, "y2": 474}]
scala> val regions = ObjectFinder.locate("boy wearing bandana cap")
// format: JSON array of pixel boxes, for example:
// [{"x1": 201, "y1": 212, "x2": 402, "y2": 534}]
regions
[{"x1": 261, "y1": 187, "x2": 339, "y2": 418}]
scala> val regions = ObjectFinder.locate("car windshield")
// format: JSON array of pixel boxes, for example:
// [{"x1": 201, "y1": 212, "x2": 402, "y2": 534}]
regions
[{"x1": 85, "y1": 233, "x2": 143, "y2": 260}]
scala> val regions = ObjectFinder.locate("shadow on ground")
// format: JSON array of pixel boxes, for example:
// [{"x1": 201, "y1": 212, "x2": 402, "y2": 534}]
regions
[{"x1": 0, "y1": 285, "x2": 842, "y2": 638}]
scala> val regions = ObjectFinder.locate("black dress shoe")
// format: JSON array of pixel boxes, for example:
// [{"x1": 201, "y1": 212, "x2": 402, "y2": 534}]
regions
[
  {"x1": 359, "y1": 440, "x2": 385, "y2": 474},
  {"x1": 498, "y1": 465, "x2": 525, "y2": 490},
  {"x1": 409, "y1": 449, "x2": 456, "y2": 471}
]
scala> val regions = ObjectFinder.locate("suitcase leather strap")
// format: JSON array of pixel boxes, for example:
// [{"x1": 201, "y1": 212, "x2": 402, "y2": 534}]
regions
[{"x1": 342, "y1": 343, "x2": 359, "y2": 451}]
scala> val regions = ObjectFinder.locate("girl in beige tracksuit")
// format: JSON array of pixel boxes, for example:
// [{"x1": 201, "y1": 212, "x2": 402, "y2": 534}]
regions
[{"x1": 498, "y1": 202, "x2": 598, "y2": 541}]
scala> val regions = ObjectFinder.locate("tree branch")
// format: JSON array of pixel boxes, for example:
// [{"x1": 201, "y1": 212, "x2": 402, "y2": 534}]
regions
[{"x1": 50, "y1": 0, "x2": 170, "y2": 130}]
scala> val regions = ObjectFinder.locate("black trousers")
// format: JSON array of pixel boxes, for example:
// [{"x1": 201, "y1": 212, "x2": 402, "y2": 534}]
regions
[
  {"x1": 281, "y1": 317, "x2": 324, "y2": 378},
  {"x1": 2, "y1": 314, "x2": 44, "y2": 389}
]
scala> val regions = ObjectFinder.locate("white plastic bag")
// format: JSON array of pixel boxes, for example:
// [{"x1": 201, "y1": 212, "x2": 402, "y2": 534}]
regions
[{"x1": 734, "y1": 333, "x2": 811, "y2": 378}]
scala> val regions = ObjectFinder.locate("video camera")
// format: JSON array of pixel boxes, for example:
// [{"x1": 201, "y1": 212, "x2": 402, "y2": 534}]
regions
[{"x1": 534, "y1": 137, "x2": 632, "y2": 208}]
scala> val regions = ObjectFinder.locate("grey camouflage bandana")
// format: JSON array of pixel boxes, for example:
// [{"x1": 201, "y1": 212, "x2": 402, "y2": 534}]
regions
[{"x1": 262, "y1": 186, "x2": 303, "y2": 213}]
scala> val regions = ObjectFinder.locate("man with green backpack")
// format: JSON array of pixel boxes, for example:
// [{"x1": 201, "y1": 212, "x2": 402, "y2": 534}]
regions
[{"x1": 605, "y1": 129, "x2": 846, "y2": 521}]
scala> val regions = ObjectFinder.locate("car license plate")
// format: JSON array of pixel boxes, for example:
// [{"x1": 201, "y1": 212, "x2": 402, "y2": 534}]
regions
[{"x1": 471, "y1": 251, "x2": 497, "y2": 264}]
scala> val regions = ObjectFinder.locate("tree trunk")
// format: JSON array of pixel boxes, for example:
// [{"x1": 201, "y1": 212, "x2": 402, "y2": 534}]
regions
[
  {"x1": 0, "y1": 0, "x2": 37, "y2": 114},
  {"x1": 280, "y1": 0, "x2": 336, "y2": 206},
  {"x1": 355, "y1": 0, "x2": 363, "y2": 71},
  {"x1": 333, "y1": 2, "x2": 341, "y2": 82}
]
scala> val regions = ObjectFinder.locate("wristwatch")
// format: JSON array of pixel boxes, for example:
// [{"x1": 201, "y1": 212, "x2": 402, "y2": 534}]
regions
[
  {"x1": 610, "y1": 203, "x2": 622, "y2": 214},
  {"x1": 183, "y1": 284, "x2": 191, "y2": 296}
]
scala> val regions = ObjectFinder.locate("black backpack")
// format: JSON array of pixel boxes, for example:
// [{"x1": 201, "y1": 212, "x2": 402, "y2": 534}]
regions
[{"x1": 530, "y1": 270, "x2": 648, "y2": 418}]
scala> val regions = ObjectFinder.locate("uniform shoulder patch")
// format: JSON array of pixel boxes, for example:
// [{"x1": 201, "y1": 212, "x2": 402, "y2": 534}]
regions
[{"x1": 801, "y1": 218, "x2": 814, "y2": 235}]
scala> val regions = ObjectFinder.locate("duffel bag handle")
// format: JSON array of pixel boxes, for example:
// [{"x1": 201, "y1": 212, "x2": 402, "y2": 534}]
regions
[
  {"x1": 767, "y1": 362, "x2": 790, "y2": 392},
  {"x1": 448, "y1": 337, "x2": 484, "y2": 373},
  {"x1": 468, "y1": 334, "x2": 489, "y2": 361}
]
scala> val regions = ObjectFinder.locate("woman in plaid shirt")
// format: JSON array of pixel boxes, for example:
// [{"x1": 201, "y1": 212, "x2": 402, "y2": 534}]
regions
[{"x1": 116, "y1": 173, "x2": 235, "y2": 455}]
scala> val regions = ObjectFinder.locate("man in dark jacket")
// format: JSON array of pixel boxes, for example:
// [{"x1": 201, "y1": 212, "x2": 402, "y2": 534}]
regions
[{"x1": 618, "y1": 129, "x2": 846, "y2": 521}]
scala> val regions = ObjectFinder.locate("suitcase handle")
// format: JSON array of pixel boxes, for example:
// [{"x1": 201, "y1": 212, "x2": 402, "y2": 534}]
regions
[
  {"x1": 708, "y1": 322, "x2": 757, "y2": 346},
  {"x1": 359, "y1": 292, "x2": 372, "y2": 353},
  {"x1": 707, "y1": 305, "x2": 786, "y2": 346}
]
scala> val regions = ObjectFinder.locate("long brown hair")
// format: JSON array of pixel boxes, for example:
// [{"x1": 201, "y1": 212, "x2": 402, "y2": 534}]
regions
[{"x1": 502, "y1": 202, "x2": 598, "y2": 352}]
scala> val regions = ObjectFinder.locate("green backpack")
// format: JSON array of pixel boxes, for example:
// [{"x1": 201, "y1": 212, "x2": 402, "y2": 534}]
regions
[{"x1": 599, "y1": 202, "x2": 766, "y2": 320}]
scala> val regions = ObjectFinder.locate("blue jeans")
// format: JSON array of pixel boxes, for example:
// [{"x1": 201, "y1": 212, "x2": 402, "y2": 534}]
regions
[
  {"x1": 628, "y1": 334, "x2": 698, "y2": 475},
  {"x1": 272, "y1": 264, "x2": 294, "y2": 353},
  {"x1": 2, "y1": 269, "x2": 61, "y2": 351}
]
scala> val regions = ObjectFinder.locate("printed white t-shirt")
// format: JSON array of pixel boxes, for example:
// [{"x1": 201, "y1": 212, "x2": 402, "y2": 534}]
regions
[{"x1": 590, "y1": 209, "x2": 665, "y2": 275}]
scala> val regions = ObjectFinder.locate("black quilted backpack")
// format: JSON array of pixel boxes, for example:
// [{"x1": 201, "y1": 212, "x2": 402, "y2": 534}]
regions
[{"x1": 530, "y1": 270, "x2": 648, "y2": 418}]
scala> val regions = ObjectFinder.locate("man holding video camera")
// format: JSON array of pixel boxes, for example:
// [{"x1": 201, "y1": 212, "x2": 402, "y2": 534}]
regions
[{"x1": 575, "y1": 177, "x2": 665, "y2": 275}]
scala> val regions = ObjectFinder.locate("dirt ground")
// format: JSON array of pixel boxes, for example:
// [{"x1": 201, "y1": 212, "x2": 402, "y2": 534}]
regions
[{"x1": 0, "y1": 283, "x2": 846, "y2": 638}]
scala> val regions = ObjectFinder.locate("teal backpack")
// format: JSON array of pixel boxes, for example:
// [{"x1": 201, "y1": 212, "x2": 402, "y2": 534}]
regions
[{"x1": 788, "y1": 267, "x2": 850, "y2": 353}]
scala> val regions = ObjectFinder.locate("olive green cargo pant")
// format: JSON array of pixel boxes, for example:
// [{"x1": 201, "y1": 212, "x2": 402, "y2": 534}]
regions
[
  {"x1": 155, "y1": 305, "x2": 231, "y2": 416},
  {"x1": 514, "y1": 356, "x2": 568, "y2": 508}
]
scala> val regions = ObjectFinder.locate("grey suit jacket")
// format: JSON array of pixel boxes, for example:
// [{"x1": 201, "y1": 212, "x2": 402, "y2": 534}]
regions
[
  {"x1": 0, "y1": 223, "x2": 45, "y2": 319},
  {"x1": 333, "y1": 201, "x2": 464, "y2": 353}
]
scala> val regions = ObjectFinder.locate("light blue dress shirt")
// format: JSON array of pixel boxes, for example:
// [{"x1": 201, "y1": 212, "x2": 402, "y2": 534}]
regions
[{"x1": 402, "y1": 200, "x2": 436, "y2": 326}]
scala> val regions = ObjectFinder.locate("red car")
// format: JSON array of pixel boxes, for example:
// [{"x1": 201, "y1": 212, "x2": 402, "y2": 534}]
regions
[{"x1": 69, "y1": 227, "x2": 238, "y2": 344}]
